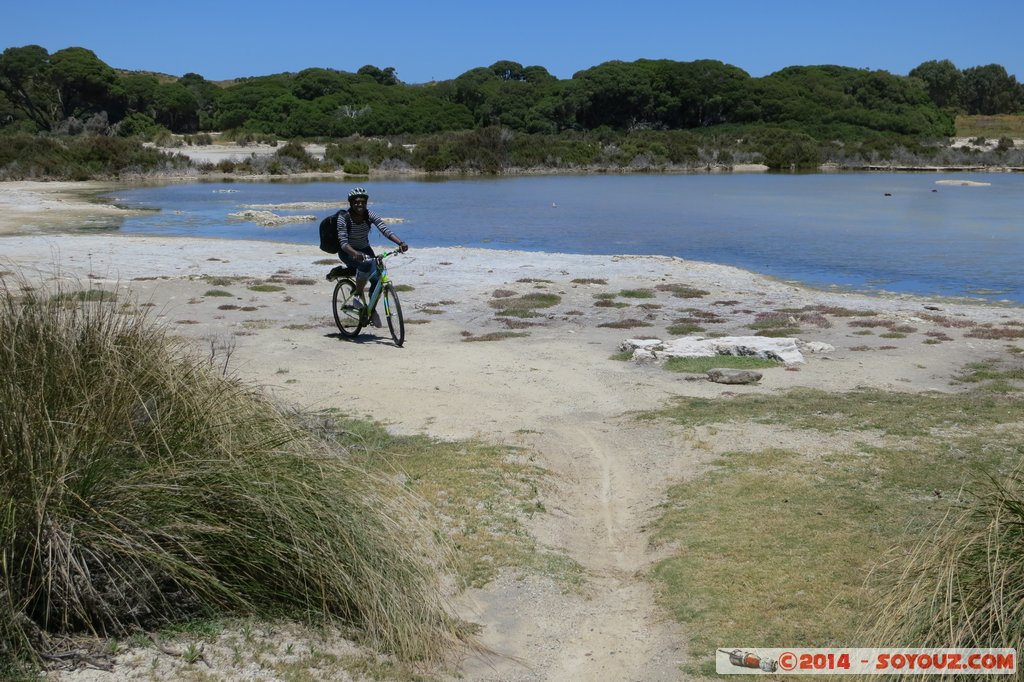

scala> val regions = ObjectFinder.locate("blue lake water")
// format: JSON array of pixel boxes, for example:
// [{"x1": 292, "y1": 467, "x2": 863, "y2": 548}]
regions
[{"x1": 102, "y1": 173, "x2": 1024, "y2": 304}]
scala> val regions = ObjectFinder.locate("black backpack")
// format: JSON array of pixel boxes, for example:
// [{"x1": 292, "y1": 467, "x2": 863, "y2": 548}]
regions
[{"x1": 318, "y1": 209, "x2": 349, "y2": 254}]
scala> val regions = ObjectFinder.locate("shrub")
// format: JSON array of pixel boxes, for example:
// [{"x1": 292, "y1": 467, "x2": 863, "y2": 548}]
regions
[
  {"x1": 0, "y1": 277, "x2": 459, "y2": 674},
  {"x1": 344, "y1": 158, "x2": 370, "y2": 174}
]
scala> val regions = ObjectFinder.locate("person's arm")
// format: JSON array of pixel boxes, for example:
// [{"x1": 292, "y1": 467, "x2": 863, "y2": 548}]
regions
[
  {"x1": 387, "y1": 233, "x2": 409, "y2": 252},
  {"x1": 370, "y1": 212, "x2": 409, "y2": 252}
]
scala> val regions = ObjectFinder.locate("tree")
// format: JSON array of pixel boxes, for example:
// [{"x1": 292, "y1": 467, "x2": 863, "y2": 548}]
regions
[
  {"x1": 153, "y1": 82, "x2": 199, "y2": 132},
  {"x1": 292, "y1": 68, "x2": 356, "y2": 100},
  {"x1": 489, "y1": 60, "x2": 526, "y2": 82},
  {"x1": 357, "y1": 65, "x2": 399, "y2": 85},
  {"x1": 48, "y1": 47, "x2": 124, "y2": 122},
  {"x1": 0, "y1": 45, "x2": 58, "y2": 130},
  {"x1": 909, "y1": 59, "x2": 963, "y2": 109},
  {"x1": 961, "y1": 64, "x2": 1021, "y2": 114}
]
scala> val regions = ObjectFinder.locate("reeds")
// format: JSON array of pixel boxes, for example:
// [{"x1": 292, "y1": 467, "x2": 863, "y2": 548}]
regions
[
  {"x1": 0, "y1": 277, "x2": 459, "y2": 674},
  {"x1": 861, "y1": 468, "x2": 1024, "y2": 677}
]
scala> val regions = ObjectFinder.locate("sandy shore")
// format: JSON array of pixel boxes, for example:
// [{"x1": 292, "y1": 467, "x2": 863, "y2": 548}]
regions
[{"x1": 4, "y1": 181, "x2": 1022, "y2": 681}]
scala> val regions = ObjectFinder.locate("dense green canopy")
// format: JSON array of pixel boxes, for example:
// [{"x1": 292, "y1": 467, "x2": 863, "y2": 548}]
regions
[{"x1": 6, "y1": 45, "x2": 1021, "y2": 140}]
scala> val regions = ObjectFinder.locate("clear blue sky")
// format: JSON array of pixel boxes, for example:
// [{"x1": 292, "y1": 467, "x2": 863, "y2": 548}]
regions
[{"x1": 4, "y1": 0, "x2": 1022, "y2": 84}]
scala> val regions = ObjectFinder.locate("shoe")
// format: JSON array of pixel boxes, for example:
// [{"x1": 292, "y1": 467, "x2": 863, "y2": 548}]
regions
[
  {"x1": 345, "y1": 297, "x2": 365, "y2": 313},
  {"x1": 371, "y1": 311, "x2": 383, "y2": 328}
]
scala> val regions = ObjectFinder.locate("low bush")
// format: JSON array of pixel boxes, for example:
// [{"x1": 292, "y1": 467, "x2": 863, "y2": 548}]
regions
[{"x1": 0, "y1": 133, "x2": 189, "y2": 180}]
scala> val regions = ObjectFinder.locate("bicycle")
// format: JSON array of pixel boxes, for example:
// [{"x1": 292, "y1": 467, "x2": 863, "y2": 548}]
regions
[{"x1": 328, "y1": 249, "x2": 405, "y2": 346}]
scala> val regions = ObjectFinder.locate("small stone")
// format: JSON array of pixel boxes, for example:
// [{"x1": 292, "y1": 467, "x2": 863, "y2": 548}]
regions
[{"x1": 706, "y1": 368, "x2": 762, "y2": 384}]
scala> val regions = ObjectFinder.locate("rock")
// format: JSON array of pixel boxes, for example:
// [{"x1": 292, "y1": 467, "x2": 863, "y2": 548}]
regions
[
  {"x1": 632, "y1": 349, "x2": 658, "y2": 364},
  {"x1": 620, "y1": 336, "x2": 805, "y2": 364},
  {"x1": 227, "y1": 210, "x2": 316, "y2": 227},
  {"x1": 800, "y1": 341, "x2": 835, "y2": 354},
  {"x1": 706, "y1": 368, "x2": 762, "y2": 384}
]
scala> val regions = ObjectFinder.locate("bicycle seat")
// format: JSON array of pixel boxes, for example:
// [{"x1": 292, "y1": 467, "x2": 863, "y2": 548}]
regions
[{"x1": 325, "y1": 265, "x2": 356, "y2": 281}]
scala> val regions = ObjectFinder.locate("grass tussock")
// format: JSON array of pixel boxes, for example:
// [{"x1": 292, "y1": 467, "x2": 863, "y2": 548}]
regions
[
  {"x1": 0, "y1": 277, "x2": 460, "y2": 676},
  {"x1": 858, "y1": 468, "x2": 1024, "y2": 678}
]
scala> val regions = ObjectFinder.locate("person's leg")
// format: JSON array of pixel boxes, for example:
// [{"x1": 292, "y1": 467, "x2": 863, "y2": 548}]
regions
[{"x1": 352, "y1": 248, "x2": 377, "y2": 299}]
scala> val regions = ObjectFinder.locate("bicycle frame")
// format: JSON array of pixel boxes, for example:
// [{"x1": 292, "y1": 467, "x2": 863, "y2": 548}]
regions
[{"x1": 361, "y1": 250, "x2": 398, "y2": 323}]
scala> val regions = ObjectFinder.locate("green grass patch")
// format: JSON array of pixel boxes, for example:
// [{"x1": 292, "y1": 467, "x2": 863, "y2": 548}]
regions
[
  {"x1": 638, "y1": 385, "x2": 1024, "y2": 675},
  {"x1": 662, "y1": 356, "x2": 780, "y2": 373},
  {"x1": 328, "y1": 418, "x2": 582, "y2": 590},
  {"x1": 394, "y1": 284, "x2": 415, "y2": 292},
  {"x1": 495, "y1": 309, "x2": 542, "y2": 319},
  {"x1": 204, "y1": 289, "x2": 234, "y2": 297},
  {"x1": 572, "y1": 278, "x2": 607, "y2": 285},
  {"x1": 619, "y1": 288, "x2": 656, "y2": 299},
  {"x1": 248, "y1": 284, "x2": 286, "y2": 293},
  {"x1": 595, "y1": 300, "x2": 630, "y2": 308}
]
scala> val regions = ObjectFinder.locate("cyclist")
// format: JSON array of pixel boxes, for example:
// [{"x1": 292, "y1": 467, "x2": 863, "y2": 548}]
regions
[{"x1": 337, "y1": 187, "x2": 409, "y2": 323}]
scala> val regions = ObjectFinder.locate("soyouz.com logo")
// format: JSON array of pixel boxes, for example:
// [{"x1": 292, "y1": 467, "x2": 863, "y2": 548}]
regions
[{"x1": 716, "y1": 648, "x2": 1016, "y2": 675}]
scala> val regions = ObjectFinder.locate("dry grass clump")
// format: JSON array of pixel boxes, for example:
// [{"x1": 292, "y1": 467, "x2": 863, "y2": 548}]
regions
[
  {"x1": 0, "y1": 277, "x2": 460, "y2": 676},
  {"x1": 747, "y1": 311, "x2": 807, "y2": 337},
  {"x1": 655, "y1": 283, "x2": 709, "y2": 298},
  {"x1": 598, "y1": 318, "x2": 652, "y2": 329},
  {"x1": 848, "y1": 319, "x2": 916, "y2": 332},
  {"x1": 667, "y1": 318, "x2": 706, "y2": 336},
  {"x1": 919, "y1": 313, "x2": 976, "y2": 328},
  {"x1": 489, "y1": 292, "x2": 560, "y2": 318},
  {"x1": 860, "y1": 471, "x2": 1024, "y2": 673},
  {"x1": 965, "y1": 325, "x2": 1024, "y2": 340},
  {"x1": 571, "y1": 278, "x2": 607, "y2": 285},
  {"x1": 798, "y1": 304, "x2": 877, "y2": 317},
  {"x1": 462, "y1": 331, "x2": 530, "y2": 342}
]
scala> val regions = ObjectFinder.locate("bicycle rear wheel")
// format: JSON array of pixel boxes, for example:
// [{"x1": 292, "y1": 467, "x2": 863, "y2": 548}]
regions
[
  {"x1": 332, "y1": 278, "x2": 364, "y2": 337},
  {"x1": 382, "y1": 283, "x2": 405, "y2": 347}
]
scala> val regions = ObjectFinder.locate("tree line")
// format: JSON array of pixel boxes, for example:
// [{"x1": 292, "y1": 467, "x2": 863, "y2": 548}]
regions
[{"x1": 1, "y1": 45, "x2": 1022, "y2": 177}]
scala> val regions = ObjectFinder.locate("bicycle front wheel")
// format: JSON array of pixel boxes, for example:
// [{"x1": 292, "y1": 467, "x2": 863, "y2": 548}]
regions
[
  {"x1": 332, "y1": 278, "x2": 363, "y2": 338},
  {"x1": 382, "y1": 283, "x2": 405, "y2": 347}
]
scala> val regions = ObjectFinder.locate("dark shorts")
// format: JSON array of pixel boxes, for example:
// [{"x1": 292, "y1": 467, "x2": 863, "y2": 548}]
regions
[{"x1": 340, "y1": 246, "x2": 376, "y2": 282}]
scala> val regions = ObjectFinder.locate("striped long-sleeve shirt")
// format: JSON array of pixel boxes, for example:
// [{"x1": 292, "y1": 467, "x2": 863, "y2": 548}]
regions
[{"x1": 337, "y1": 210, "x2": 395, "y2": 250}]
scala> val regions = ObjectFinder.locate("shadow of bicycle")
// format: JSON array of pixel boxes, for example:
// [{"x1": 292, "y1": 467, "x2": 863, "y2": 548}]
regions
[{"x1": 324, "y1": 332, "x2": 402, "y2": 347}]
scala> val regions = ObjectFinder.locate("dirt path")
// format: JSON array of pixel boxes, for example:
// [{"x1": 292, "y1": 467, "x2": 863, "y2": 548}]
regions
[{"x1": 455, "y1": 415, "x2": 700, "y2": 681}]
